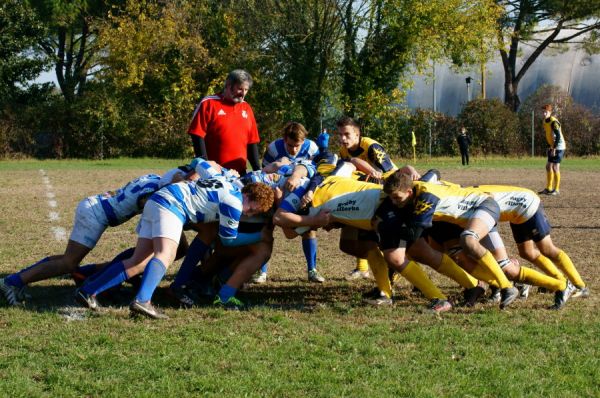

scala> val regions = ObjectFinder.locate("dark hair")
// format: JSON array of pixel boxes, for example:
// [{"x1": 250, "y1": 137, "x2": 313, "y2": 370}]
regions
[
  {"x1": 336, "y1": 116, "x2": 360, "y2": 131},
  {"x1": 383, "y1": 170, "x2": 414, "y2": 195}
]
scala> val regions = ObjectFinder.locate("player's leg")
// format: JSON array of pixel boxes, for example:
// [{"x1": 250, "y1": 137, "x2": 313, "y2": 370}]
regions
[
  {"x1": 408, "y1": 236, "x2": 479, "y2": 291},
  {"x1": 536, "y1": 235, "x2": 586, "y2": 291},
  {"x1": 75, "y1": 236, "x2": 154, "y2": 310},
  {"x1": 171, "y1": 224, "x2": 217, "y2": 291},
  {"x1": 539, "y1": 151, "x2": 554, "y2": 194},
  {"x1": 379, "y1": 224, "x2": 449, "y2": 311},
  {"x1": 214, "y1": 238, "x2": 273, "y2": 309},
  {"x1": 303, "y1": 230, "x2": 325, "y2": 283},
  {"x1": 340, "y1": 226, "x2": 371, "y2": 280},
  {"x1": 460, "y1": 201, "x2": 518, "y2": 308},
  {"x1": 128, "y1": 235, "x2": 179, "y2": 319}
]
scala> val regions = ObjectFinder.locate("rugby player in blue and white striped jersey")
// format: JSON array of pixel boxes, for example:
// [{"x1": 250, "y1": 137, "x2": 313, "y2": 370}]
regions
[
  {"x1": 0, "y1": 174, "x2": 169, "y2": 307},
  {"x1": 75, "y1": 175, "x2": 274, "y2": 319}
]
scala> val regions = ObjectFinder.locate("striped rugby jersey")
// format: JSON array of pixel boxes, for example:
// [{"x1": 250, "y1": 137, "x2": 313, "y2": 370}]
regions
[
  {"x1": 262, "y1": 137, "x2": 319, "y2": 167},
  {"x1": 93, "y1": 174, "x2": 162, "y2": 227},
  {"x1": 150, "y1": 177, "x2": 243, "y2": 241}
]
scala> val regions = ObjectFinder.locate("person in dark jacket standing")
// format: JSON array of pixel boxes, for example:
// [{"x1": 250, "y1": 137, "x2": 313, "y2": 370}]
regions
[{"x1": 457, "y1": 126, "x2": 471, "y2": 166}]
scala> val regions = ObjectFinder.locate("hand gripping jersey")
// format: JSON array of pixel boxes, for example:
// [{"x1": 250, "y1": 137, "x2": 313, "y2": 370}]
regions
[
  {"x1": 410, "y1": 181, "x2": 493, "y2": 229},
  {"x1": 339, "y1": 136, "x2": 397, "y2": 177},
  {"x1": 472, "y1": 185, "x2": 540, "y2": 224},
  {"x1": 543, "y1": 116, "x2": 566, "y2": 150},
  {"x1": 262, "y1": 138, "x2": 320, "y2": 167},
  {"x1": 93, "y1": 174, "x2": 162, "y2": 227},
  {"x1": 149, "y1": 177, "x2": 243, "y2": 241}
]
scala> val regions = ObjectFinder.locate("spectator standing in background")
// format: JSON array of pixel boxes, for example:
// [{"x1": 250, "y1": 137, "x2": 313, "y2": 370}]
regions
[
  {"x1": 457, "y1": 126, "x2": 471, "y2": 166},
  {"x1": 187, "y1": 69, "x2": 261, "y2": 175}
]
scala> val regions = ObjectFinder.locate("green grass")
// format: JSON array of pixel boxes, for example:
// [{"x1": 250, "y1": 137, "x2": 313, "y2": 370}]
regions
[{"x1": 0, "y1": 158, "x2": 598, "y2": 397}]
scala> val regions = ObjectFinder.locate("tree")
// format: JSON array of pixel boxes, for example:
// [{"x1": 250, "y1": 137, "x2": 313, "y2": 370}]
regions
[
  {"x1": 27, "y1": 0, "x2": 119, "y2": 103},
  {"x1": 496, "y1": 0, "x2": 600, "y2": 111},
  {"x1": 237, "y1": 0, "x2": 343, "y2": 136},
  {"x1": 336, "y1": 0, "x2": 500, "y2": 144},
  {"x1": 0, "y1": 0, "x2": 48, "y2": 103}
]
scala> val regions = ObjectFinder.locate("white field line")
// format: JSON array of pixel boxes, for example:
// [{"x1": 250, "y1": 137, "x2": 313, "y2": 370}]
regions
[{"x1": 40, "y1": 169, "x2": 65, "y2": 241}]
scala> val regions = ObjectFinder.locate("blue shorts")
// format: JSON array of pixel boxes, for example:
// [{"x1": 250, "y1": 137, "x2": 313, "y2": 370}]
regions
[
  {"x1": 547, "y1": 149, "x2": 564, "y2": 163},
  {"x1": 509, "y1": 206, "x2": 552, "y2": 243},
  {"x1": 426, "y1": 222, "x2": 463, "y2": 245}
]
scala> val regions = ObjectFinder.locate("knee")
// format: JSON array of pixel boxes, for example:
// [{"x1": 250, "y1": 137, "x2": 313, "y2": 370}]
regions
[
  {"x1": 517, "y1": 246, "x2": 538, "y2": 262},
  {"x1": 459, "y1": 231, "x2": 484, "y2": 258},
  {"x1": 502, "y1": 263, "x2": 519, "y2": 280}
]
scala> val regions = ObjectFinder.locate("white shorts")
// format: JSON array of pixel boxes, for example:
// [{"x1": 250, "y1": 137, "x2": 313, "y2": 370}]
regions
[
  {"x1": 69, "y1": 197, "x2": 108, "y2": 249},
  {"x1": 136, "y1": 200, "x2": 183, "y2": 243}
]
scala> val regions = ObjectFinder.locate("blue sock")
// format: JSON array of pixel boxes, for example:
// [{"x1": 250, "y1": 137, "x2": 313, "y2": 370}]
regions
[
  {"x1": 302, "y1": 238, "x2": 318, "y2": 272},
  {"x1": 217, "y1": 284, "x2": 237, "y2": 302},
  {"x1": 217, "y1": 266, "x2": 233, "y2": 284},
  {"x1": 81, "y1": 261, "x2": 128, "y2": 296},
  {"x1": 6, "y1": 256, "x2": 51, "y2": 288},
  {"x1": 82, "y1": 247, "x2": 135, "y2": 284},
  {"x1": 171, "y1": 237, "x2": 209, "y2": 289},
  {"x1": 135, "y1": 258, "x2": 167, "y2": 303},
  {"x1": 76, "y1": 264, "x2": 98, "y2": 277},
  {"x1": 260, "y1": 263, "x2": 268, "y2": 273}
]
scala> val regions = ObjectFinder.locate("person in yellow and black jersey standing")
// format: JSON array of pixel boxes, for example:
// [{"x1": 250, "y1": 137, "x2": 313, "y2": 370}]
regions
[{"x1": 539, "y1": 104, "x2": 566, "y2": 195}]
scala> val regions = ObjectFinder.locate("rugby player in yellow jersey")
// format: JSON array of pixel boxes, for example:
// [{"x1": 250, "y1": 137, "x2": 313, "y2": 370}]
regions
[
  {"x1": 336, "y1": 116, "x2": 398, "y2": 280},
  {"x1": 475, "y1": 184, "x2": 588, "y2": 307},
  {"x1": 383, "y1": 172, "x2": 520, "y2": 309},
  {"x1": 539, "y1": 104, "x2": 566, "y2": 195},
  {"x1": 273, "y1": 169, "x2": 483, "y2": 312}
]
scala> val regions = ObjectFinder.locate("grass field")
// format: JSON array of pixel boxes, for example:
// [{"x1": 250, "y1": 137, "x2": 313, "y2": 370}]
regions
[{"x1": 0, "y1": 157, "x2": 598, "y2": 397}]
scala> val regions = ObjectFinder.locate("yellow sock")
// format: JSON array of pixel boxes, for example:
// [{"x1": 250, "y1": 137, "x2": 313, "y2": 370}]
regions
[
  {"x1": 554, "y1": 170, "x2": 561, "y2": 191},
  {"x1": 533, "y1": 255, "x2": 565, "y2": 282},
  {"x1": 477, "y1": 251, "x2": 512, "y2": 289},
  {"x1": 469, "y1": 266, "x2": 498, "y2": 286},
  {"x1": 400, "y1": 261, "x2": 446, "y2": 300},
  {"x1": 366, "y1": 249, "x2": 392, "y2": 298},
  {"x1": 546, "y1": 170, "x2": 554, "y2": 191},
  {"x1": 437, "y1": 254, "x2": 478, "y2": 289},
  {"x1": 518, "y1": 266, "x2": 566, "y2": 291},
  {"x1": 554, "y1": 250, "x2": 585, "y2": 287},
  {"x1": 356, "y1": 257, "x2": 369, "y2": 272}
]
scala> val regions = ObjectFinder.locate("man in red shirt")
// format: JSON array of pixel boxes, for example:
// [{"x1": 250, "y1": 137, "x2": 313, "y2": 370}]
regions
[{"x1": 188, "y1": 69, "x2": 261, "y2": 174}]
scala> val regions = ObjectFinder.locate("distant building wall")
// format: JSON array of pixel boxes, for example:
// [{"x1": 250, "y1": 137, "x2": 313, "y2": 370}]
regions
[{"x1": 406, "y1": 49, "x2": 600, "y2": 115}]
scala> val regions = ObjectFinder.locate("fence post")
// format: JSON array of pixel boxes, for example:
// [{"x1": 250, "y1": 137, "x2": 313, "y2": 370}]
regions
[{"x1": 531, "y1": 110, "x2": 535, "y2": 157}]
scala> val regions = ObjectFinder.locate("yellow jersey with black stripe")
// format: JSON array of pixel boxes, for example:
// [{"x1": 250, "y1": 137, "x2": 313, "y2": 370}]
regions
[
  {"x1": 308, "y1": 176, "x2": 385, "y2": 231},
  {"x1": 543, "y1": 116, "x2": 566, "y2": 150},
  {"x1": 411, "y1": 181, "x2": 492, "y2": 228},
  {"x1": 472, "y1": 185, "x2": 540, "y2": 224},
  {"x1": 339, "y1": 136, "x2": 397, "y2": 177}
]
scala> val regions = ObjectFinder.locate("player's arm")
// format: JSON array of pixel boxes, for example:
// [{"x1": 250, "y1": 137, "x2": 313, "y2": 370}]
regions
[
  {"x1": 551, "y1": 121, "x2": 561, "y2": 149},
  {"x1": 191, "y1": 135, "x2": 207, "y2": 159},
  {"x1": 350, "y1": 157, "x2": 381, "y2": 179},
  {"x1": 273, "y1": 207, "x2": 331, "y2": 229},
  {"x1": 247, "y1": 143, "x2": 261, "y2": 171},
  {"x1": 367, "y1": 143, "x2": 395, "y2": 173}
]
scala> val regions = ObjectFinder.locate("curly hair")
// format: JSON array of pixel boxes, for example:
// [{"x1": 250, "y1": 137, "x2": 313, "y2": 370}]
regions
[{"x1": 242, "y1": 182, "x2": 275, "y2": 213}]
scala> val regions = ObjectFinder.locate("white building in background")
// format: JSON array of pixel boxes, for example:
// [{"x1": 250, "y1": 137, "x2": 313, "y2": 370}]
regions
[{"x1": 406, "y1": 49, "x2": 600, "y2": 116}]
